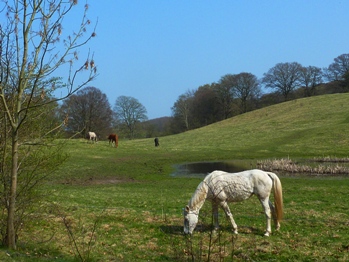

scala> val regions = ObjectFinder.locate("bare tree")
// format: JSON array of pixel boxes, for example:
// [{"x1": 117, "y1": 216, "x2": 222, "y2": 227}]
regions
[
  {"x1": 113, "y1": 96, "x2": 148, "y2": 139},
  {"x1": 233, "y1": 72, "x2": 261, "y2": 113},
  {"x1": 262, "y1": 62, "x2": 302, "y2": 100},
  {"x1": 0, "y1": 1, "x2": 97, "y2": 249},
  {"x1": 171, "y1": 90, "x2": 194, "y2": 131},
  {"x1": 60, "y1": 86, "x2": 113, "y2": 139},
  {"x1": 216, "y1": 74, "x2": 236, "y2": 119},
  {"x1": 191, "y1": 84, "x2": 219, "y2": 127},
  {"x1": 323, "y1": 53, "x2": 349, "y2": 84},
  {"x1": 299, "y1": 66, "x2": 323, "y2": 96}
]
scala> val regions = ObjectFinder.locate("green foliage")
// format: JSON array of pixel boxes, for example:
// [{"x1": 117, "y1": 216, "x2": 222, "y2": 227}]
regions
[{"x1": 1, "y1": 93, "x2": 349, "y2": 261}]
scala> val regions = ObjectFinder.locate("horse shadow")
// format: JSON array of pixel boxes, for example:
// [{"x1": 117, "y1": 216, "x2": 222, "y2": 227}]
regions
[
  {"x1": 160, "y1": 225, "x2": 183, "y2": 235},
  {"x1": 160, "y1": 224, "x2": 263, "y2": 236}
]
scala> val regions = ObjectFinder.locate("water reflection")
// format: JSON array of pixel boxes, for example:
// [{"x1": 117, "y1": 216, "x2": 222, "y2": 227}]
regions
[{"x1": 172, "y1": 160, "x2": 256, "y2": 178}]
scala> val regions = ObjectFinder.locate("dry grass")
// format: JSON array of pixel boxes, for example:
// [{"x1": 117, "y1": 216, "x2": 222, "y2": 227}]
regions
[{"x1": 257, "y1": 157, "x2": 349, "y2": 175}]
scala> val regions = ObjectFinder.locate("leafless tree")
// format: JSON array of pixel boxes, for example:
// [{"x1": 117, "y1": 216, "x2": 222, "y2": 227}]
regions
[
  {"x1": 216, "y1": 74, "x2": 236, "y2": 119},
  {"x1": 299, "y1": 66, "x2": 323, "y2": 96},
  {"x1": 60, "y1": 87, "x2": 113, "y2": 139},
  {"x1": 113, "y1": 96, "x2": 148, "y2": 139},
  {"x1": 323, "y1": 53, "x2": 349, "y2": 84},
  {"x1": 171, "y1": 90, "x2": 194, "y2": 131},
  {"x1": 191, "y1": 84, "x2": 219, "y2": 127},
  {"x1": 233, "y1": 72, "x2": 261, "y2": 113},
  {"x1": 262, "y1": 62, "x2": 302, "y2": 100},
  {"x1": 0, "y1": 1, "x2": 97, "y2": 249}
]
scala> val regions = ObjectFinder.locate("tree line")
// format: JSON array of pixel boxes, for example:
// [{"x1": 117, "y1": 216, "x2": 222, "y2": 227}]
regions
[
  {"x1": 59, "y1": 88, "x2": 148, "y2": 140},
  {"x1": 169, "y1": 53, "x2": 349, "y2": 134},
  {"x1": 57, "y1": 53, "x2": 349, "y2": 139}
]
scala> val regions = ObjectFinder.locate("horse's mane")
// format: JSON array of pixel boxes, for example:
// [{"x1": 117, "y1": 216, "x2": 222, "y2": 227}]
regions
[{"x1": 188, "y1": 180, "x2": 208, "y2": 211}]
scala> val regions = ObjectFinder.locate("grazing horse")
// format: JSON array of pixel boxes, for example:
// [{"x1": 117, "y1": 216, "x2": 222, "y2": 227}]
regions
[
  {"x1": 108, "y1": 134, "x2": 118, "y2": 147},
  {"x1": 183, "y1": 169, "x2": 283, "y2": 236},
  {"x1": 88, "y1": 132, "x2": 97, "y2": 143},
  {"x1": 154, "y1": 137, "x2": 159, "y2": 147}
]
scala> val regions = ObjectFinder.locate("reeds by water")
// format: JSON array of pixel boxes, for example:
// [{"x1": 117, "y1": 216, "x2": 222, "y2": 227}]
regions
[{"x1": 256, "y1": 157, "x2": 349, "y2": 175}]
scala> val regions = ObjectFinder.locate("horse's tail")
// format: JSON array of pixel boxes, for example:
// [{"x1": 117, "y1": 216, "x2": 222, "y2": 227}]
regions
[{"x1": 267, "y1": 172, "x2": 283, "y2": 222}]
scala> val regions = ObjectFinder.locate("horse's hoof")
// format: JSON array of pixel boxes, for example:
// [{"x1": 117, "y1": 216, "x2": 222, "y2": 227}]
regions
[
  {"x1": 275, "y1": 223, "x2": 280, "y2": 231},
  {"x1": 264, "y1": 232, "x2": 270, "y2": 237},
  {"x1": 233, "y1": 230, "x2": 238, "y2": 235}
]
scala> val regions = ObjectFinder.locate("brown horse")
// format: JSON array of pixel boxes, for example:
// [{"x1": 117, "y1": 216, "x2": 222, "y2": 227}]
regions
[{"x1": 108, "y1": 134, "x2": 118, "y2": 147}]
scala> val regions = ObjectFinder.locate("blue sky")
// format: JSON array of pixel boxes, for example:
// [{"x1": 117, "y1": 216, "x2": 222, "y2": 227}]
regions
[{"x1": 68, "y1": 1, "x2": 349, "y2": 119}]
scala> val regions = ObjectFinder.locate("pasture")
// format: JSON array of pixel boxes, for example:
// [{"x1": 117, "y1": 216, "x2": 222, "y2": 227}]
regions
[{"x1": 1, "y1": 93, "x2": 349, "y2": 261}]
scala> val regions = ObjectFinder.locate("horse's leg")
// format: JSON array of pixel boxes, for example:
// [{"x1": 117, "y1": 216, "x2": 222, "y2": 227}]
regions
[
  {"x1": 220, "y1": 201, "x2": 238, "y2": 234},
  {"x1": 259, "y1": 198, "x2": 272, "y2": 236},
  {"x1": 212, "y1": 202, "x2": 219, "y2": 232},
  {"x1": 269, "y1": 200, "x2": 280, "y2": 231}
]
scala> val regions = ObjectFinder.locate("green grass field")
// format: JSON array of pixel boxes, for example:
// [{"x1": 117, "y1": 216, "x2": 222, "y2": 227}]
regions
[{"x1": 1, "y1": 93, "x2": 349, "y2": 261}]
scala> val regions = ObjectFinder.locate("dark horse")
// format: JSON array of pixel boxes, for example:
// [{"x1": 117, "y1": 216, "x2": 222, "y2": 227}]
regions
[
  {"x1": 108, "y1": 134, "x2": 118, "y2": 147},
  {"x1": 154, "y1": 137, "x2": 160, "y2": 147}
]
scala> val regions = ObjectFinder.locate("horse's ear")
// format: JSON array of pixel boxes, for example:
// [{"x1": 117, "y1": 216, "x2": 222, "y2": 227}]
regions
[{"x1": 185, "y1": 205, "x2": 190, "y2": 212}]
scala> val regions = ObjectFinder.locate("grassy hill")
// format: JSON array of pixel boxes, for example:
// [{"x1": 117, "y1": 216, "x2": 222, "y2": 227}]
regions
[
  {"x1": 1, "y1": 93, "x2": 349, "y2": 261},
  {"x1": 56, "y1": 93, "x2": 349, "y2": 182},
  {"x1": 131, "y1": 93, "x2": 349, "y2": 162}
]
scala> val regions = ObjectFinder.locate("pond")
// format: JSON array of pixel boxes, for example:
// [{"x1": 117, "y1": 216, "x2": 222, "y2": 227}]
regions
[
  {"x1": 171, "y1": 160, "x2": 257, "y2": 178},
  {"x1": 171, "y1": 159, "x2": 349, "y2": 178}
]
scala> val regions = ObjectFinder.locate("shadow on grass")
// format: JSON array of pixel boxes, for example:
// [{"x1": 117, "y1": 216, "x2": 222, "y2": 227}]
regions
[{"x1": 160, "y1": 224, "x2": 264, "y2": 236}]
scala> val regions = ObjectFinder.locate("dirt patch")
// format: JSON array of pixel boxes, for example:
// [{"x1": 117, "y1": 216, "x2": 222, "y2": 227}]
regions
[
  {"x1": 84, "y1": 177, "x2": 136, "y2": 185},
  {"x1": 61, "y1": 176, "x2": 136, "y2": 186}
]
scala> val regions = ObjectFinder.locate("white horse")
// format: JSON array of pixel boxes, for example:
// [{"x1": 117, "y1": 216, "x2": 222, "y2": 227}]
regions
[
  {"x1": 88, "y1": 131, "x2": 97, "y2": 143},
  {"x1": 183, "y1": 169, "x2": 283, "y2": 236}
]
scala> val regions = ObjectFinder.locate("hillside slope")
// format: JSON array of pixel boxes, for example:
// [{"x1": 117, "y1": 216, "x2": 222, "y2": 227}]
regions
[{"x1": 156, "y1": 93, "x2": 349, "y2": 159}]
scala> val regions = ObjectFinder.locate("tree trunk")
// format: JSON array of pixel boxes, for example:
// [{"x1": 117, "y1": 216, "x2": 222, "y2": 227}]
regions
[{"x1": 6, "y1": 132, "x2": 18, "y2": 249}]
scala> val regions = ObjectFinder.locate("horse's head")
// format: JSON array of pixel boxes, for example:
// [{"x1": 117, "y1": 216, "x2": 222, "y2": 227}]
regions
[{"x1": 183, "y1": 205, "x2": 198, "y2": 235}]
